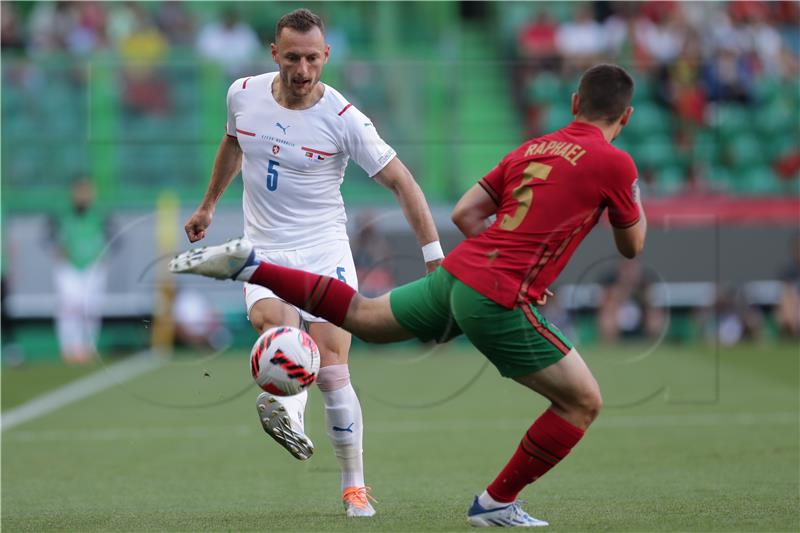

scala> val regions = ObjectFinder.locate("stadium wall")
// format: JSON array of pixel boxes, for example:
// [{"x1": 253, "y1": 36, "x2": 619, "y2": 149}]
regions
[{"x1": 5, "y1": 202, "x2": 797, "y2": 320}]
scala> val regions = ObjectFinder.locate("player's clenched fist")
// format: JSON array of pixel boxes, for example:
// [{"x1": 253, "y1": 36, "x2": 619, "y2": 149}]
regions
[{"x1": 185, "y1": 207, "x2": 213, "y2": 242}]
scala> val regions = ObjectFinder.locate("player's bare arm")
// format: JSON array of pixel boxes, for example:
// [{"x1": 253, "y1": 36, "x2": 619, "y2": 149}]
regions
[
  {"x1": 451, "y1": 183, "x2": 498, "y2": 238},
  {"x1": 612, "y1": 182, "x2": 647, "y2": 258},
  {"x1": 184, "y1": 134, "x2": 243, "y2": 242},
  {"x1": 373, "y1": 157, "x2": 443, "y2": 272}
]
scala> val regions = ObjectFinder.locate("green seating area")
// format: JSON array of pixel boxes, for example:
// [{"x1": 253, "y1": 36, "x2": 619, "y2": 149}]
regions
[{"x1": 3, "y1": 1, "x2": 797, "y2": 214}]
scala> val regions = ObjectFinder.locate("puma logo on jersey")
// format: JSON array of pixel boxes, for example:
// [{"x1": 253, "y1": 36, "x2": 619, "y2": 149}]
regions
[{"x1": 275, "y1": 122, "x2": 290, "y2": 134}]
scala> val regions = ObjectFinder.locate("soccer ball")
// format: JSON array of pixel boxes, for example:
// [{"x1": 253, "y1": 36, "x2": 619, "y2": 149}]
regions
[{"x1": 250, "y1": 326, "x2": 320, "y2": 396}]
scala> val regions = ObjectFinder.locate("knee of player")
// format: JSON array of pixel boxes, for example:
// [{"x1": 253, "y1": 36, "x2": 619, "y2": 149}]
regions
[
  {"x1": 317, "y1": 363, "x2": 351, "y2": 391},
  {"x1": 577, "y1": 387, "x2": 602, "y2": 423},
  {"x1": 248, "y1": 310, "x2": 272, "y2": 334}
]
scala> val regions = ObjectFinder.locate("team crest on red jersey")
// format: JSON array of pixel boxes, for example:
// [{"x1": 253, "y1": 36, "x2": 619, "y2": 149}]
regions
[{"x1": 272, "y1": 145, "x2": 280, "y2": 155}]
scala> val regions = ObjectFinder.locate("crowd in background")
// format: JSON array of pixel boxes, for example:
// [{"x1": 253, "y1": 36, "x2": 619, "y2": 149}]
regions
[
  {"x1": 514, "y1": 1, "x2": 800, "y2": 196},
  {"x1": 516, "y1": 1, "x2": 798, "y2": 114},
  {"x1": 1, "y1": 2, "x2": 258, "y2": 67},
  {"x1": 517, "y1": 2, "x2": 798, "y2": 83},
  {"x1": 3, "y1": 1, "x2": 798, "y2": 192}
]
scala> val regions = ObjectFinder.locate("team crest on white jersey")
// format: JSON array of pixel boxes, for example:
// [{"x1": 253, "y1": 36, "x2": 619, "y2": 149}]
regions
[{"x1": 272, "y1": 145, "x2": 280, "y2": 155}]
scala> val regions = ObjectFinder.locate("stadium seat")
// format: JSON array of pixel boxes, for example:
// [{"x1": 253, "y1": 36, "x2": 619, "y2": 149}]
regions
[
  {"x1": 625, "y1": 102, "x2": 672, "y2": 137},
  {"x1": 753, "y1": 76, "x2": 783, "y2": 104},
  {"x1": 542, "y1": 104, "x2": 574, "y2": 133},
  {"x1": 710, "y1": 104, "x2": 752, "y2": 140},
  {"x1": 654, "y1": 165, "x2": 686, "y2": 195},
  {"x1": 733, "y1": 165, "x2": 782, "y2": 195},
  {"x1": 687, "y1": 129, "x2": 722, "y2": 167},
  {"x1": 707, "y1": 165, "x2": 733, "y2": 190},
  {"x1": 527, "y1": 72, "x2": 562, "y2": 104},
  {"x1": 631, "y1": 75, "x2": 655, "y2": 103},
  {"x1": 725, "y1": 134, "x2": 765, "y2": 170},
  {"x1": 630, "y1": 134, "x2": 676, "y2": 170},
  {"x1": 755, "y1": 99, "x2": 797, "y2": 136},
  {"x1": 765, "y1": 133, "x2": 799, "y2": 162}
]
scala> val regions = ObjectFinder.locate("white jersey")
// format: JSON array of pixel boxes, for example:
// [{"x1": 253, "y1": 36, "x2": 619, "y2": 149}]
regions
[{"x1": 226, "y1": 72, "x2": 396, "y2": 251}]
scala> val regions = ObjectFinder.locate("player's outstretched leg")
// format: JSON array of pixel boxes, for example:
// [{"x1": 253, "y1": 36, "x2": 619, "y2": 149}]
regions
[
  {"x1": 168, "y1": 236, "x2": 257, "y2": 280},
  {"x1": 169, "y1": 237, "x2": 413, "y2": 342}
]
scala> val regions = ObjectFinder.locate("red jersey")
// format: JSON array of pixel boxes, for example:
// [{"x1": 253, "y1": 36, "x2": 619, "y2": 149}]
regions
[{"x1": 442, "y1": 121, "x2": 641, "y2": 309}]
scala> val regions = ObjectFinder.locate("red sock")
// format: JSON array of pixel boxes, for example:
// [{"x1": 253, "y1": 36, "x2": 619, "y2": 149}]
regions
[
  {"x1": 247, "y1": 262, "x2": 356, "y2": 326},
  {"x1": 487, "y1": 409, "x2": 585, "y2": 503}
]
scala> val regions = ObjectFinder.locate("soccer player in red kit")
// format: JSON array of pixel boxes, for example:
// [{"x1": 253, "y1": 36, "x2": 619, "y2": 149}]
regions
[{"x1": 171, "y1": 64, "x2": 647, "y2": 527}]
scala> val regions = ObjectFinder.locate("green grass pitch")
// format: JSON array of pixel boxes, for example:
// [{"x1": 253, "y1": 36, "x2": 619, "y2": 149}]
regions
[{"x1": 2, "y1": 341, "x2": 798, "y2": 531}]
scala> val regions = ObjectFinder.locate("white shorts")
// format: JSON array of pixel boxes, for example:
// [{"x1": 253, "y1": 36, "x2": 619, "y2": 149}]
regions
[{"x1": 244, "y1": 240, "x2": 358, "y2": 323}]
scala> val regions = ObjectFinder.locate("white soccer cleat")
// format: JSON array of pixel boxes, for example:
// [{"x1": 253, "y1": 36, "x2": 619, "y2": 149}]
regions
[
  {"x1": 342, "y1": 486, "x2": 377, "y2": 517},
  {"x1": 256, "y1": 392, "x2": 314, "y2": 461},
  {"x1": 467, "y1": 497, "x2": 548, "y2": 527},
  {"x1": 168, "y1": 236, "x2": 256, "y2": 280}
]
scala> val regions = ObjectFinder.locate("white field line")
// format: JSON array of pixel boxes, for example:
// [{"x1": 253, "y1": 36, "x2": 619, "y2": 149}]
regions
[
  {"x1": 4, "y1": 411, "x2": 797, "y2": 442},
  {"x1": 1, "y1": 351, "x2": 164, "y2": 432}
]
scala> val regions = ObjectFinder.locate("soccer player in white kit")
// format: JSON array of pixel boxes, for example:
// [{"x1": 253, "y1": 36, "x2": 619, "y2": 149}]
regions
[{"x1": 182, "y1": 9, "x2": 443, "y2": 517}]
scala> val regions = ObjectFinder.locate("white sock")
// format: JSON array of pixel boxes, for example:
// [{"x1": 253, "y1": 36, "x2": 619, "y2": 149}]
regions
[
  {"x1": 320, "y1": 382, "x2": 365, "y2": 491},
  {"x1": 478, "y1": 490, "x2": 509, "y2": 510},
  {"x1": 270, "y1": 389, "x2": 308, "y2": 431},
  {"x1": 236, "y1": 264, "x2": 258, "y2": 281}
]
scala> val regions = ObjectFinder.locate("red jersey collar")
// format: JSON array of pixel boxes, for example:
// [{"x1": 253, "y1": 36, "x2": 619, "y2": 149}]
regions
[{"x1": 564, "y1": 120, "x2": 606, "y2": 140}]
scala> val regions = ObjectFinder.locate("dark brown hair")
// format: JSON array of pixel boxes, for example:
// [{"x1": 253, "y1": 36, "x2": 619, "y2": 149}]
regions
[
  {"x1": 576, "y1": 64, "x2": 634, "y2": 124},
  {"x1": 275, "y1": 9, "x2": 325, "y2": 41}
]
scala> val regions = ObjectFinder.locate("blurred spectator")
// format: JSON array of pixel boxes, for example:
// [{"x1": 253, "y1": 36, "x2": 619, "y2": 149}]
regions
[
  {"x1": 119, "y1": 4, "x2": 169, "y2": 63},
  {"x1": 156, "y1": 1, "x2": 195, "y2": 47},
  {"x1": 68, "y1": 2, "x2": 107, "y2": 55},
  {"x1": 196, "y1": 9, "x2": 260, "y2": 75},
  {"x1": 1, "y1": 274, "x2": 24, "y2": 366},
  {"x1": 1, "y1": 2, "x2": 26, "y2": 51},
  {"x1": 679, "y1": 162, "x2": 718, "y2": 197},
  {"x1": 708, "y1": 286, "x2": 763, "y2": 346},
  {"x1": 119, "y1": 4, "x2": 170, "y2": 116},
  {"x1": 702, "y1": 45, "x2": 756, "y2": 103},
  {"x1": 27, "y1": 1, "x2": 75, "y2": 54},
  {"x1": 773, "y1": 149, "x2": 800, "y2": 183},
  {"x1": 106, "y1": 2, "x2": 137, "y2": 47},
  {"x1": 602, "y1": 5, "x2": 633, "y2": 58},
  {"x1": 746, "y1": 6, "x2": 785, "y2": 75},
  {"x1": 351, "y1": 212, "x2": 394, "y2": 298},
  {"x1": 555, "y1": 4, "x2": 605, "y2": 72},
  {"x1": 775, "y1": 235, "x2": 800, "y2": 338},
  {"x1": 26, "y1": 1, "x2": 107, "y2": 56},
  {"x1": 517, "y1": 11, "x2": 559, "y2": 72},
  {"x1": 173, "y1": 288, "x2": 230, "y2": 350},
  {"x1": 634, "y1": 3, "x2": 687, "y2": 68},
  {"x1": 49, "y1": 178, "x2": 112, "y2": 364},
  {"x1": 597, "y1": 260, "x2": 664, "y2": 343},
  {"x1": 657, "y1": 31, "x2": 706, "y2": 124}
]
